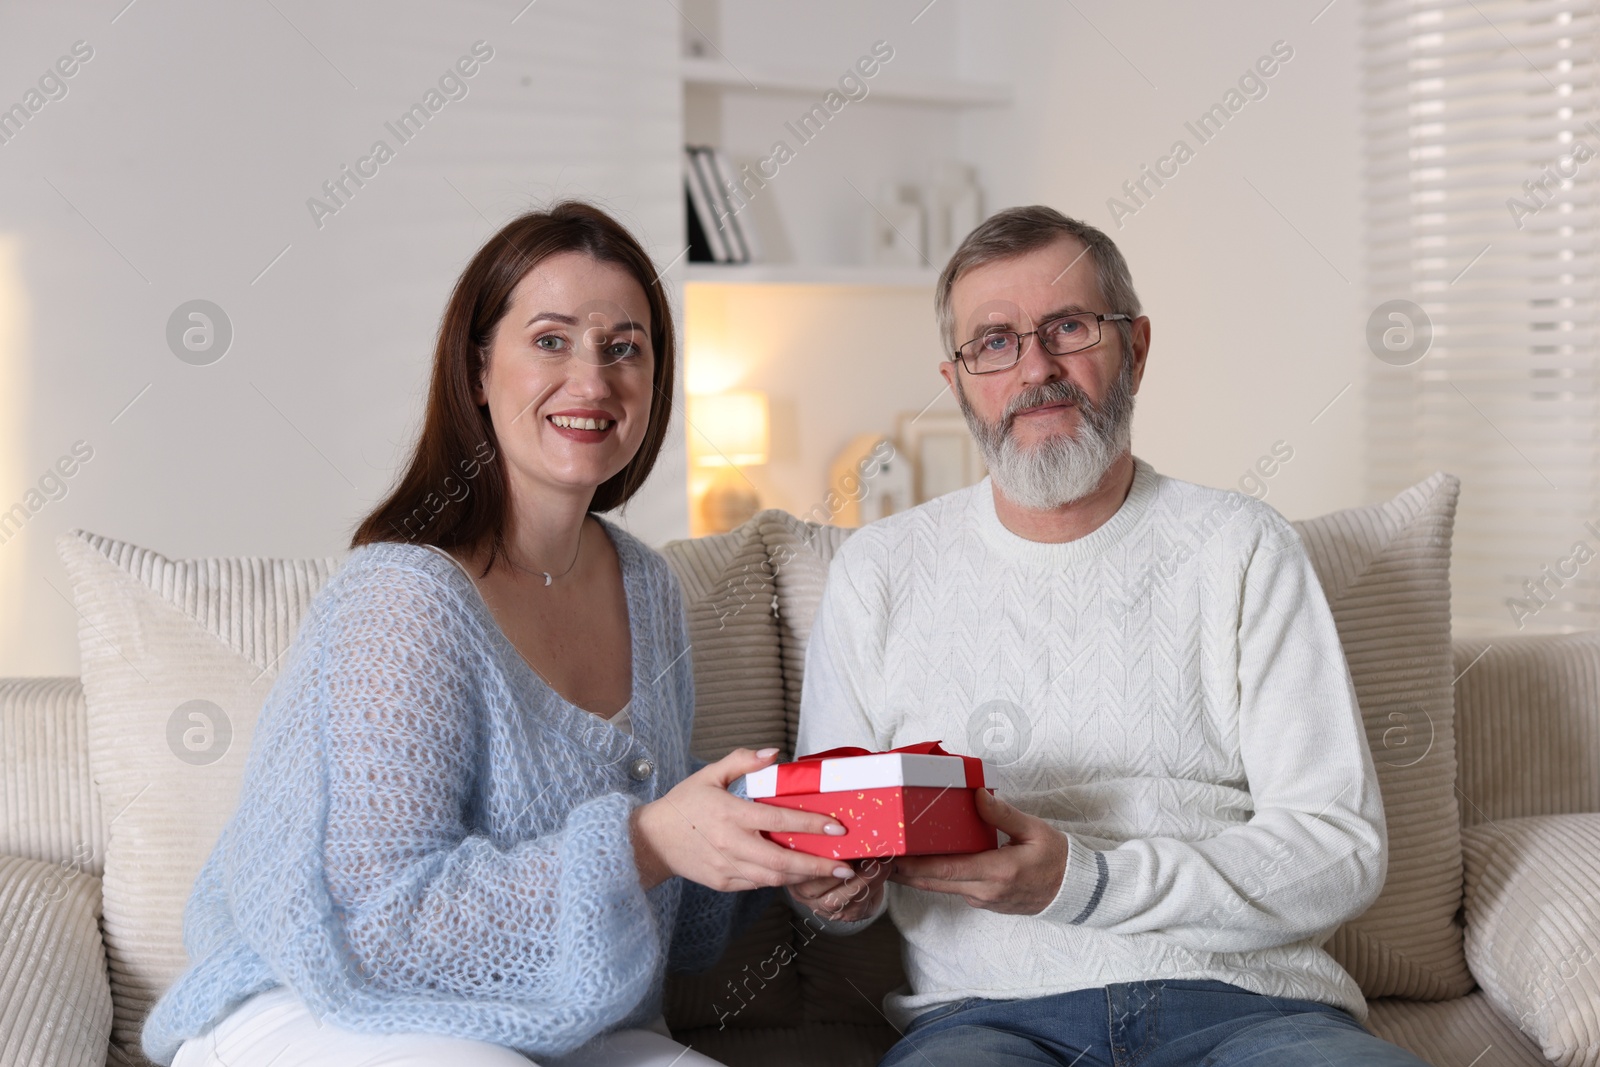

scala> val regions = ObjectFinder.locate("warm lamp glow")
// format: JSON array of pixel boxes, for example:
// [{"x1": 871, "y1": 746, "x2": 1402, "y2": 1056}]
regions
[
  {"x1": 684, "y1": 344, "x2": 745, "y2": 396},
  {"x1": 689, "y1": 391, "x2": 770, "y2": 468}
]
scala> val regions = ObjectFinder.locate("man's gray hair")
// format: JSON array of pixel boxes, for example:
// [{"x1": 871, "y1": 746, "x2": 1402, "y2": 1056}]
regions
[{"x1": 935, "y1": 205, "x2": 1142, "y2": 355}]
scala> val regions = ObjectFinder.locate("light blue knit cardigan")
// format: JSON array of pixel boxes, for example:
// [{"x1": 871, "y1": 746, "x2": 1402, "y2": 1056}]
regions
[{"x1": 142, "y1": 519, "x2": 766, "y2": 1064}]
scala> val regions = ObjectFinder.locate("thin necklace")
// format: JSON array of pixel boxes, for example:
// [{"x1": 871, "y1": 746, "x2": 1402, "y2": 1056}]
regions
[{"x1": 504, "y1": 523, "x2": 584, "y2": 587}]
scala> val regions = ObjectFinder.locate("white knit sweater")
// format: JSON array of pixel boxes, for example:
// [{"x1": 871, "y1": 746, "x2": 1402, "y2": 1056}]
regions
[{"x1": 795, "y1": 455, "x2": 1386, "y2": 1029}]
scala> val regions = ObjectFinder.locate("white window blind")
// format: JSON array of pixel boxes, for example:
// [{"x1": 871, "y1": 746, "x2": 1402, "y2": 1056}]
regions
[{"x1": 1365, "y1": 0, "x2": 1600, "y2": 637}]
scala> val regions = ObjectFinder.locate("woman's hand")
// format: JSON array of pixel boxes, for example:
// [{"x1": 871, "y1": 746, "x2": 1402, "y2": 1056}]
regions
[
  {"x1": 787, "y1": 853, "x2": 893, "y2": 922},
  {"x1": 630, "y1": 748, "x2": 858, "y2": 892}
]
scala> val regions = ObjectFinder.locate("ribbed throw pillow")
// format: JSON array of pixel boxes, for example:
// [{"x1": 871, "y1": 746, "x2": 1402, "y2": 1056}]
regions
[
  {"x1": 1290, "y1": 471, "x2": 1472, "y2": 999},
  {"x1": 0, "y1": 854, "x2": 113, "y2": 1067},
  {"x1": 1452, "y1": 631, "x2": 1600, "y2": 825},
  {"x1": 754, "y1": 510, "x2": 856, "y2": 747},
  {"x1": 660, "y1": 518, "x2": 802, "y2": 1032},
  {"x1": 55, "y1": 530, "x2": 342, "y2": 1067},
  {"x1": 661, "y1": 517, "x2": 789, "y2": 760},
  {"x1": 1463, "y1": 814, "x2": 1600, "y2": 1067}
]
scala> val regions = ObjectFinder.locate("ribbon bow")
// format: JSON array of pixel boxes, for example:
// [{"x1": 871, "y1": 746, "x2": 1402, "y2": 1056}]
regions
[{"x1": 774, "y1": 740, "x2": 984, "y2": 795}]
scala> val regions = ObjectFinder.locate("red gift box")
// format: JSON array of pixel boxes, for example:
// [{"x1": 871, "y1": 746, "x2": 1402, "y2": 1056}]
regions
[{"x1": 742, "y1": 741, "x2": 998, "y2": 860}]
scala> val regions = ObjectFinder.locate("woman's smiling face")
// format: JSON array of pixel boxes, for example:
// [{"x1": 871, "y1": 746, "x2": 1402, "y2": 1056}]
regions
[{"x1": 474, "y1": 251, "x2": 655, "y2": 501}]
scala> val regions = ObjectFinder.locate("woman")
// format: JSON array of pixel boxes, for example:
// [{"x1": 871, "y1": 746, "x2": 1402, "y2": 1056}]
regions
[{"x1": 141, "y1": 201, "x2": 861, "y2": 1067}]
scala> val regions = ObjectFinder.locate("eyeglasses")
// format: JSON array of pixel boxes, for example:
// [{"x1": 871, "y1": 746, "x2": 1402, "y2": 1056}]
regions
[{"x1": 953, "y1": 311, "x2": 1132, "y2": 375}]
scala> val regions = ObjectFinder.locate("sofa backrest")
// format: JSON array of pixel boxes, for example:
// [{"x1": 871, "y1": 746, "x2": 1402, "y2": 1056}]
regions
[
  {"x1": 1452, "y1": 631, "x2": 1600, "y2": 825},
  {"x1": 0, "y1": 677, "x2": 103, "y2": 877},
  {"x1": 11, "y1": 488, "x2": 1600, "y2": 1053}
]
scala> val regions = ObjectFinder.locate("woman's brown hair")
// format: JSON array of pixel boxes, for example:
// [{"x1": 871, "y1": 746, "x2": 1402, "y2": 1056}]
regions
[{"x1": 349, "y1": 200, "x2": 676, "y2": 574}]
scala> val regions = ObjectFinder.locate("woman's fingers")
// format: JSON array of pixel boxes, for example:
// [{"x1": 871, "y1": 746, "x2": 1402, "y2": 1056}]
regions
[
  {"x1": 699, "y1": 746, "x2": 782, "y2": 788},
  {"x1": 746, "y1": 837, "x2": 853, "y2": 882},
  {"x1": 675, "y1": 806, "x2": 848, "y2": 883},
  {"x1": 693, "y1": 771, "x2": 849, "y2": 837},
  {"x1": 717, "y1": 794, "x2": 858, "y2": 880},
  {"x1": 743, "y1": 802, "x2": 847, "y2": 838},
  {"x1": 654, "y1": 750, "x2": 883, "y2": 889},
  {"x1": 695, "y1": 748, "x2": 858, "y2": 841}
]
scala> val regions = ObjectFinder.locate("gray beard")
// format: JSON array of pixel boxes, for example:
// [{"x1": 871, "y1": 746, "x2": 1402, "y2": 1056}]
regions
[{"x1": 954, "y1": 354, "x2": 1136, "y2": 510}]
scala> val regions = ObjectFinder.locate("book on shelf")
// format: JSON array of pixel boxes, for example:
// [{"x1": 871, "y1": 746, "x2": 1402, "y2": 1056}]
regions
[
  {"x1": 701, "y1": 146, "x2": 762, "y2": 263},
  {"x1": 683, "y1": 146, "x2": 730, "y2": 262},
  {"x1": 684, "y1": 185, "x2": 716, "y2": 264},
  {"x1": 682, "y1": 144, "x2": 759, "y2": 264}
]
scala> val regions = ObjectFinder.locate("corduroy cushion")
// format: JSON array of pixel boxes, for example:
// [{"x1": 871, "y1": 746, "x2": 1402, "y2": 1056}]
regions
[
  {"x1": 660, "y1": 519, "x2": 802, "y2": 1033},
  {"x1": 1290, "y1": 472, "x2": 1474, "y2": 1000},
  {"x1": 661, "y1": 518, "x2": 789, "y2": 760},
  {"x1": 755, "y1": 510, "x2": 855, "y2": 751},
  {"x1": 0, "y1": 854, "x2": 114, "y2": 1067},
  {"x1": 1462, "y1": 814, "x2": 1600, "y2": 1067},
  {"x1": 1453, "y1": 632, "x2": 1600, "y2": 826},
  {"x1": 56, "y1": 530, "x2": 342, "y2": 1067},
  {"x1": 1366, "y1": 991, "x2": 1550, "y2": 1067},
  {"x1": 0, "y1": 676, "x2": 103, "y2": 876}
]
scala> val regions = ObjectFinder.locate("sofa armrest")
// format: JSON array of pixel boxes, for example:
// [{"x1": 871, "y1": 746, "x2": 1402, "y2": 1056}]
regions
[
  {"x1": 1454, "y1": 632, "x2": 1600, "y2": 825},
  {"x1": 1462, "y1": 814, "x2": 1600, "y2": 1067},
  {"x1": 0, "y1": 853, "x2": 113, "y2": 1067},
  {"x1": 0, "y1": 676, "x2": 104, "y2": 875}
]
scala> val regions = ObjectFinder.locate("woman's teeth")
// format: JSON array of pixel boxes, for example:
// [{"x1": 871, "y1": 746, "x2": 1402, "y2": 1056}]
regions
[{"x1": 549, "y1": 415, "x2": 613, "y2": 430}]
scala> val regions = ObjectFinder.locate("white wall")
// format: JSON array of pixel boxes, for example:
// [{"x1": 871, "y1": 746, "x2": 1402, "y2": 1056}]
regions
[
  {"x1": 0, "y1": 0, "x2": 1367, "y2": 677},
  {"x1": 0, "y1": 0, "x2": 686, "y2": 677},
  {"x1": 961, "y1": 0, "x2": 1367, "y2": 524},
  {"x1": 683, "y1": 0, "x2": 1364, "y2": 528}
]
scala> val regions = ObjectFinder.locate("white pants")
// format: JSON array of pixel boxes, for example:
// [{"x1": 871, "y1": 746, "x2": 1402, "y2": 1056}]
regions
[{"x1": 171, "y1": 986, "x2": 727, "y2": 1067}]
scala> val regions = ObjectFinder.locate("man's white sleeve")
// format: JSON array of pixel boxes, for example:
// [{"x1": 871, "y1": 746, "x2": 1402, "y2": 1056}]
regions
[{"x1": 1035, "y1": 516, "x2": 1388, "y2": 954}]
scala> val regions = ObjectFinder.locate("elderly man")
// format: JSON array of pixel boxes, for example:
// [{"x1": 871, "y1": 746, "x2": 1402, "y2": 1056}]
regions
[{"x1": 784, "y1": 206, "x2": 1429, "y2": 1066}]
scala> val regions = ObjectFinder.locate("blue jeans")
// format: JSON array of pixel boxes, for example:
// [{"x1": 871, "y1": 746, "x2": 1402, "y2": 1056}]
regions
[{"x1": 879, "y1": 980, "x2": 1431, "y2": 1067}]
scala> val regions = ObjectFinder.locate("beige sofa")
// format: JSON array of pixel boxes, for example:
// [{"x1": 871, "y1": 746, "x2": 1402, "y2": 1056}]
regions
[{"x1": 3, "y1": 472, "x2": 1598, "y2": 1067}]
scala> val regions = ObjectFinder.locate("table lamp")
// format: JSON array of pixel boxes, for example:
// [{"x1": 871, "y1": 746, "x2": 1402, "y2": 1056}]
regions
[{"x1": 689, "y1": 390, "x2": 769, "y2": 534}]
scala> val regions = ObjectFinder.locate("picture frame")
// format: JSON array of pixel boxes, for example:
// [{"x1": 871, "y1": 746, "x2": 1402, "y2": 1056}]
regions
[{"x1": 896, "y1": 411, "x2": 987, "y2": 505}]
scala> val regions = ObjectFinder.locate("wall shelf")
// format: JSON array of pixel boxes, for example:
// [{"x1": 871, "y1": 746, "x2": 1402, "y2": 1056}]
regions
[
  {"x1": 681, "y1": 56, "x2": 1011, "y2": 108},
  {"x1": 683, "y1": 263, "x2": 939, "y2": 287}
]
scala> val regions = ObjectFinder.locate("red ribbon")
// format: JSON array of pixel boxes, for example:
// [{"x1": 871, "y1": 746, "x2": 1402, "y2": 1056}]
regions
[{"x1": 774, "y1": 740, "x2": 984, "y2": 795}]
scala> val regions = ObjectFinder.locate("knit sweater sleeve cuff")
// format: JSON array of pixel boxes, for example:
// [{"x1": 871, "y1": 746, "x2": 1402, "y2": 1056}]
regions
[{"x1": 1038, "y1": 833, "x2": 1119, "y2": 926}]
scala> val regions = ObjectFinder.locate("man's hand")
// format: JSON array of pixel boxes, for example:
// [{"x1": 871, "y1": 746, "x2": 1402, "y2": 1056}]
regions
[
  {"x1": 787, "y1": 852, "x2": 895, "y2": 922},
  {"x1": 887, "y1": 789, "x2": 1068, "y2": 915}
]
